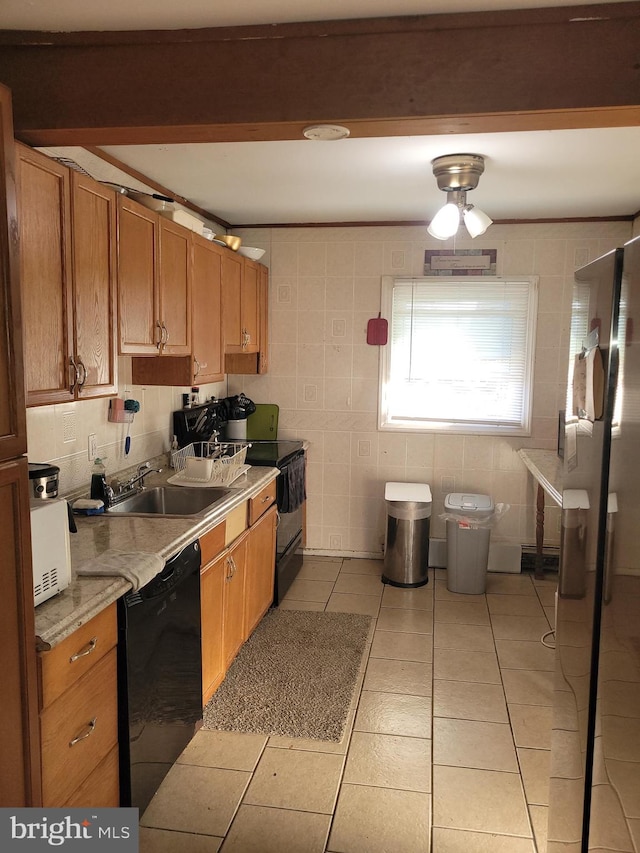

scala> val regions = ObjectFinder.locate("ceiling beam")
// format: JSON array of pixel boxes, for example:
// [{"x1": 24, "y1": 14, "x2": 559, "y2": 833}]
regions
[{"x1": 0, "y1": 3, "x2": 639, "y2": 145}]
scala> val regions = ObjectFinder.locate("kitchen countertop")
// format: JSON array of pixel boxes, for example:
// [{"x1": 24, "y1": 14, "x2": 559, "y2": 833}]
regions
[
  {"x1": 518, "y1": 448, "x2": 563, "y2": 506},
  {"x1": 34, "y1": 464, "x2": 279, "y2": 649}
]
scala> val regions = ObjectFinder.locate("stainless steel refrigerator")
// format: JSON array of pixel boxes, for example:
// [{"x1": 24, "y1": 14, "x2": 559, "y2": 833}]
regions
[{"x1": 548, "y1": 235, "x2": 640, "y2": 851}]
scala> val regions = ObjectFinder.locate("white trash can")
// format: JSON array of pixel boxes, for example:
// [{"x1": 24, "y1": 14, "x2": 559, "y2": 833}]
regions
[
  {"x1": 383, "y1": 482, "x2": 432, "y2": 588},
  {"x1": 444, "y1": 493, "x2": 494, "y2": 594}
]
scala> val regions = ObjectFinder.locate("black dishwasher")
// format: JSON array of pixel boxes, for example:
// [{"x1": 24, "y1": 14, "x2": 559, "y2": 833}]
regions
[{"x1": 117, "y1": 541, "x2": 202, "y2": 813}]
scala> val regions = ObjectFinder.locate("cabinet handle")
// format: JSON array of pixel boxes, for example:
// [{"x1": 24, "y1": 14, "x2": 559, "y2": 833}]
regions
[
  {"x1": 262, "y1": 495, "x2": 271, "y2": 503},
  {"x1": 156, "y1": 321, "x2": 164, "y2": 350},
  {"x1": 193, "y1": 357, "x2": 200, "y2": 378},
  {"x1": 69, "y1": 356, "x2": 79, "y2": 393},
  {"x1": 225, "y1": 556, "x2": 233, "y2": 582},
  {"x1": 69, "y1": 718, "x2": 96, "y2": 747},
  {"x1": 162, "y1": 323, "x2": 169, "y2": 345},
  {"x1": 229, "y1": 555, "x2": 237, "y2": 578},
  {"x1": 69, "y1": 636, "x2": 97, "y2": 663},
  {"x1": 242, "y1": 328, "x2": 250, "y2": 349},
  {"x1": 76, "y1": 359, "x2": 87, "y2": 388}
]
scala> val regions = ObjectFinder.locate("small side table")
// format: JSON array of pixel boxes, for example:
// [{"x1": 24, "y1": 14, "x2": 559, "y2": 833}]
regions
[{"x1": 518, "y1": 449, "x2": 563, "y2": 579}]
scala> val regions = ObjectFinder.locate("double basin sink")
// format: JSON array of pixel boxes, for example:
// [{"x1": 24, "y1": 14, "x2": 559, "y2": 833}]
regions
[{"x1": 106, "y1": 486, "x2": 231, "y2": 518}]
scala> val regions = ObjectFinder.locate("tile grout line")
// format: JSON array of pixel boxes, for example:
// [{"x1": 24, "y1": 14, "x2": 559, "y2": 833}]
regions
[{"x1": 490, "y1": 572, "x2": 540, "y2": 851}]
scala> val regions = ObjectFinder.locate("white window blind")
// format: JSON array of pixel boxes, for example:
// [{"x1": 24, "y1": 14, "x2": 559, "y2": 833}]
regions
[{"x1": 379, "y1": 276, "x2": 538, "y2": 435}]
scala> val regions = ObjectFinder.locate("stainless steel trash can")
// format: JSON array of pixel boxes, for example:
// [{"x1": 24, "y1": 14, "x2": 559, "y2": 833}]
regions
[
  {"x1": 383, "y1": 483, "x2": 432, "y2": 588},
  {"x1": 445, "y1": 493, "x2": 494, "y2": 594}
]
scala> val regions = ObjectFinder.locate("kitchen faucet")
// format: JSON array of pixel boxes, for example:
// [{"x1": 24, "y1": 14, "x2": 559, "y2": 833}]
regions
[{"x1": 104, "y1": 462, "x2": 163, "y2": 507}]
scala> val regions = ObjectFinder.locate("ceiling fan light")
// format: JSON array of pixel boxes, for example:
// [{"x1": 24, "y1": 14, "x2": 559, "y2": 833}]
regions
[
  {"x1": 463, "y1": 205, "x2": 493, "y2": 238},
  {"x1": 427, "y1": 202, "x2": 460, "y2": 240}
]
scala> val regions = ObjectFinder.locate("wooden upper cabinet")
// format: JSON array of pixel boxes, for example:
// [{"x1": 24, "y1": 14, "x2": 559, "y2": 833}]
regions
[
  {"x1": 0, "y1": 108, "x2": 27, "y2": 460},
  {"x1": 224, "y1": 260, "x2": 269, "y2": 375},
  {"x1": 192, "y1": 234, "x2": 223, "y2": 383},
  {"x1": 118, "y1": 196, "x2": 191, "y2": 357},
  {"x1": 158, "y1": 217, "x2": 191, "y2": 355},
  {"x1": 70, "y1": 172, "x2": 117, "y2": 399},
  {"x1": 117, "y1": 196, "x2": 158, "y2": 355},
  {"x1": 223, "y1": 253, "x2": 259, "y2": 355},
  {"x1": 17, "y1": 145, "x2": 74, "y2": 406},
  {"x1": 18, "y1": 146, "x2": 117, "y2": 405},
  {"x1": 222, "y1": 250, "x2": 243, "y2": 351}
]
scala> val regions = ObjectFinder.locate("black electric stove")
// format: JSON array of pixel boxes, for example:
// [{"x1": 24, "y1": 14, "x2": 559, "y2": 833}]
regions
[
  {"x1": 244, "y1": 440, "x2": 304, "y2": 467},
  {"x1": 245, "y1": 440, "x2": 306, "y2": 605}
]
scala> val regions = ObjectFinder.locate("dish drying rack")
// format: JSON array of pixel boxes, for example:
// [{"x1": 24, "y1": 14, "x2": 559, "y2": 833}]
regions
[{"x1": 170, "y1": 441, "x2": 250, "y2": 486}]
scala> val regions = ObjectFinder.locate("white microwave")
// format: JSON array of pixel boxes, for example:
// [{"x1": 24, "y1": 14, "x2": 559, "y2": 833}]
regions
[{"x1": 30, "y1": 500, "x2": 72, "y2": 606}]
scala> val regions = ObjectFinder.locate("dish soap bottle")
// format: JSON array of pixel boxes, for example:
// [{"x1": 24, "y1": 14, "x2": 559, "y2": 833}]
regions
[
  {"x1": 169, "y1": 435, "x2": 179, "y2": 468},
  {"x1": 90, "y1": 457, "x2": 107, "y2": 502}
]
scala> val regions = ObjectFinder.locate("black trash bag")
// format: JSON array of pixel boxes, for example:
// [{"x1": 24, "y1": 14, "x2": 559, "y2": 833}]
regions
[{"x1": 222, "y1": 393, "x2": 256, "y2": 420}]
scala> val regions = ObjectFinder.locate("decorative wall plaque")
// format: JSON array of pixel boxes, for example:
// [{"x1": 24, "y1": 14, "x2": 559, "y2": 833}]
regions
[{"x1": 424, "y1": 249, "x2": 497, "y2": 276}]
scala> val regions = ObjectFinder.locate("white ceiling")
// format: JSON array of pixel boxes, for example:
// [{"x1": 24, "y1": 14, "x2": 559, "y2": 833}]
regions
[{"x1": 4, "y1": 0, "x2": 640, "y2": 227}]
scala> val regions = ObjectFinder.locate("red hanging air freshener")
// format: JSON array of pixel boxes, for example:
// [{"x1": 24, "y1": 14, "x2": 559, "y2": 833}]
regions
[{"x1": 366, "y1": 313, "x2": 388, "y2": 345}]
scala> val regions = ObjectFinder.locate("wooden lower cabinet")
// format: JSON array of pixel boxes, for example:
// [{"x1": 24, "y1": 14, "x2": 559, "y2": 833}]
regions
[
  {"x1": 38, "y1": 604, "x2": 119, "y2": 807},
  {"x1": 244, "y1": 505, "x2": 277, "y2": 638},
  {"x1": 201, "y1": 550, "x2": 227, "y2": 706},
  {"x1": 223, "y1": 533, "x2": 248, "y2": 668},
  {"x1": 200, "y1": 527, "x2": 249, "y2": 704},
  {"x1": 200, "y1": 487, "x2": 277, "y2": 705}
]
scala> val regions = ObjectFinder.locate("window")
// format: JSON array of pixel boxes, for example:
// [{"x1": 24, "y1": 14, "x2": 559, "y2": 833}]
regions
[{"x1": 379, "y1": 276, "x2": 538, "y2": 435}]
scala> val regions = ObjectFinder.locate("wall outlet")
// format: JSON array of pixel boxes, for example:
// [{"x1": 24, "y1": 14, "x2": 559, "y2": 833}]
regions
[
  {"x1": 88, "y1": 433, "x2": 98, "y2": 461},
  {"x1": 441, "y1": 475, "x2": 456, "y2": 493},
  {"x1": 329, "y1": 534, "x2": 342, "y2": 549}
]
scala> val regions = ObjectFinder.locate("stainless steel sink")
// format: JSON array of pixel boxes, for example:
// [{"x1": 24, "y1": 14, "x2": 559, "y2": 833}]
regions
[{"x1": 105, "y1": 486, "x2": 231, "y2": 517}]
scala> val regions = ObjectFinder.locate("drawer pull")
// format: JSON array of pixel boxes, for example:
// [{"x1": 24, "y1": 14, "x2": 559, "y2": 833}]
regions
[
  {"x1": 69, "y1": 637, "x2": 98, "y2": 662},
  {"x1": 261, "y1": 495, "x2": 272, "y2": 503},
  {"x1": 69, "y1": 718, "x2": 96, "y2": 747}
]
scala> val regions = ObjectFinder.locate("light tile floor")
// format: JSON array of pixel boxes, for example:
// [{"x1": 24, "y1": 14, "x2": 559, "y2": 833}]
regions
[{"x1": 139, "y1": 557, "x2": 558, "y2": 853}]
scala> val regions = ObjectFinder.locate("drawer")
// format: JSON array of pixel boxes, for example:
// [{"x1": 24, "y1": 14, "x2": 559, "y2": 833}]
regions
[
  {"x1": 63, "y1": 744, "x2": 120, "y2": 808},
  {"x1": 200, "y1": 520, "x2": 226, "y2": 567},
  {"x1": 40, "y1": 648, "x2": 118, "y2": 806},
  {"x1": 249, "y1": 480, "x2": 277, "y2": 525},
  {"x1": 39, "y1": 603, "x2": 117, "y2": 709}
]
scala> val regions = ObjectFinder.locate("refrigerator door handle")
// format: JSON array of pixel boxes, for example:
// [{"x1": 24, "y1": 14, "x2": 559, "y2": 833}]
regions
[{"x1": 603, "y1": 493, "x2": 618, "y2": 605}]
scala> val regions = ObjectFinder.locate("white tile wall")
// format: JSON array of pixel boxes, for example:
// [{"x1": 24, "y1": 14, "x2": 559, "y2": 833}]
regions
[
  {"x1": 231, "y1": 222, "x2": 632, "y2": 557},
  {"x1": 25, "y1": 220, "x2": 634, "y2": 554},
  {"x1": 25, "y1": 356, "x2": 226, "y2": 497}
]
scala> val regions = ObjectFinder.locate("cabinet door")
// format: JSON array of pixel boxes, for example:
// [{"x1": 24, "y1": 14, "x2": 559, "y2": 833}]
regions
[
  {"x1": 18, "y1": 145, "x2": 74, "y2": 405},
  {"x1": 117, "y1": 197, "x2": 159, "y2": 355},
  {"x1": 223, "y1": 533, "x2": 248, "y2": 668},
  {"x1": 0, "y1": 94, "x2": 27, "y2": 460},
  {"x1": 0, "y1": 458, "x2": 41, "y2": 806},
  {"x1": 71, "y1": 173, "x2": 118, "y2": 398},
  {"x1": 201, "y1": 551, "x2": 226, "y2": 706},
  {"x1": 241, "y1": 259, "x2": 260, "y2": 353},
  {"x1": 244, "y1": 504, "x2": 277, "y2": 638},
  {"x1": 192, "y1": 234, "x2": 224, "y2": 384},
  {"x1": 222, "y1": 250, "x2": 243, "y2": 350},
  {"x1": 158, "y1": 218, "x2": 191, "y2": 355}
]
